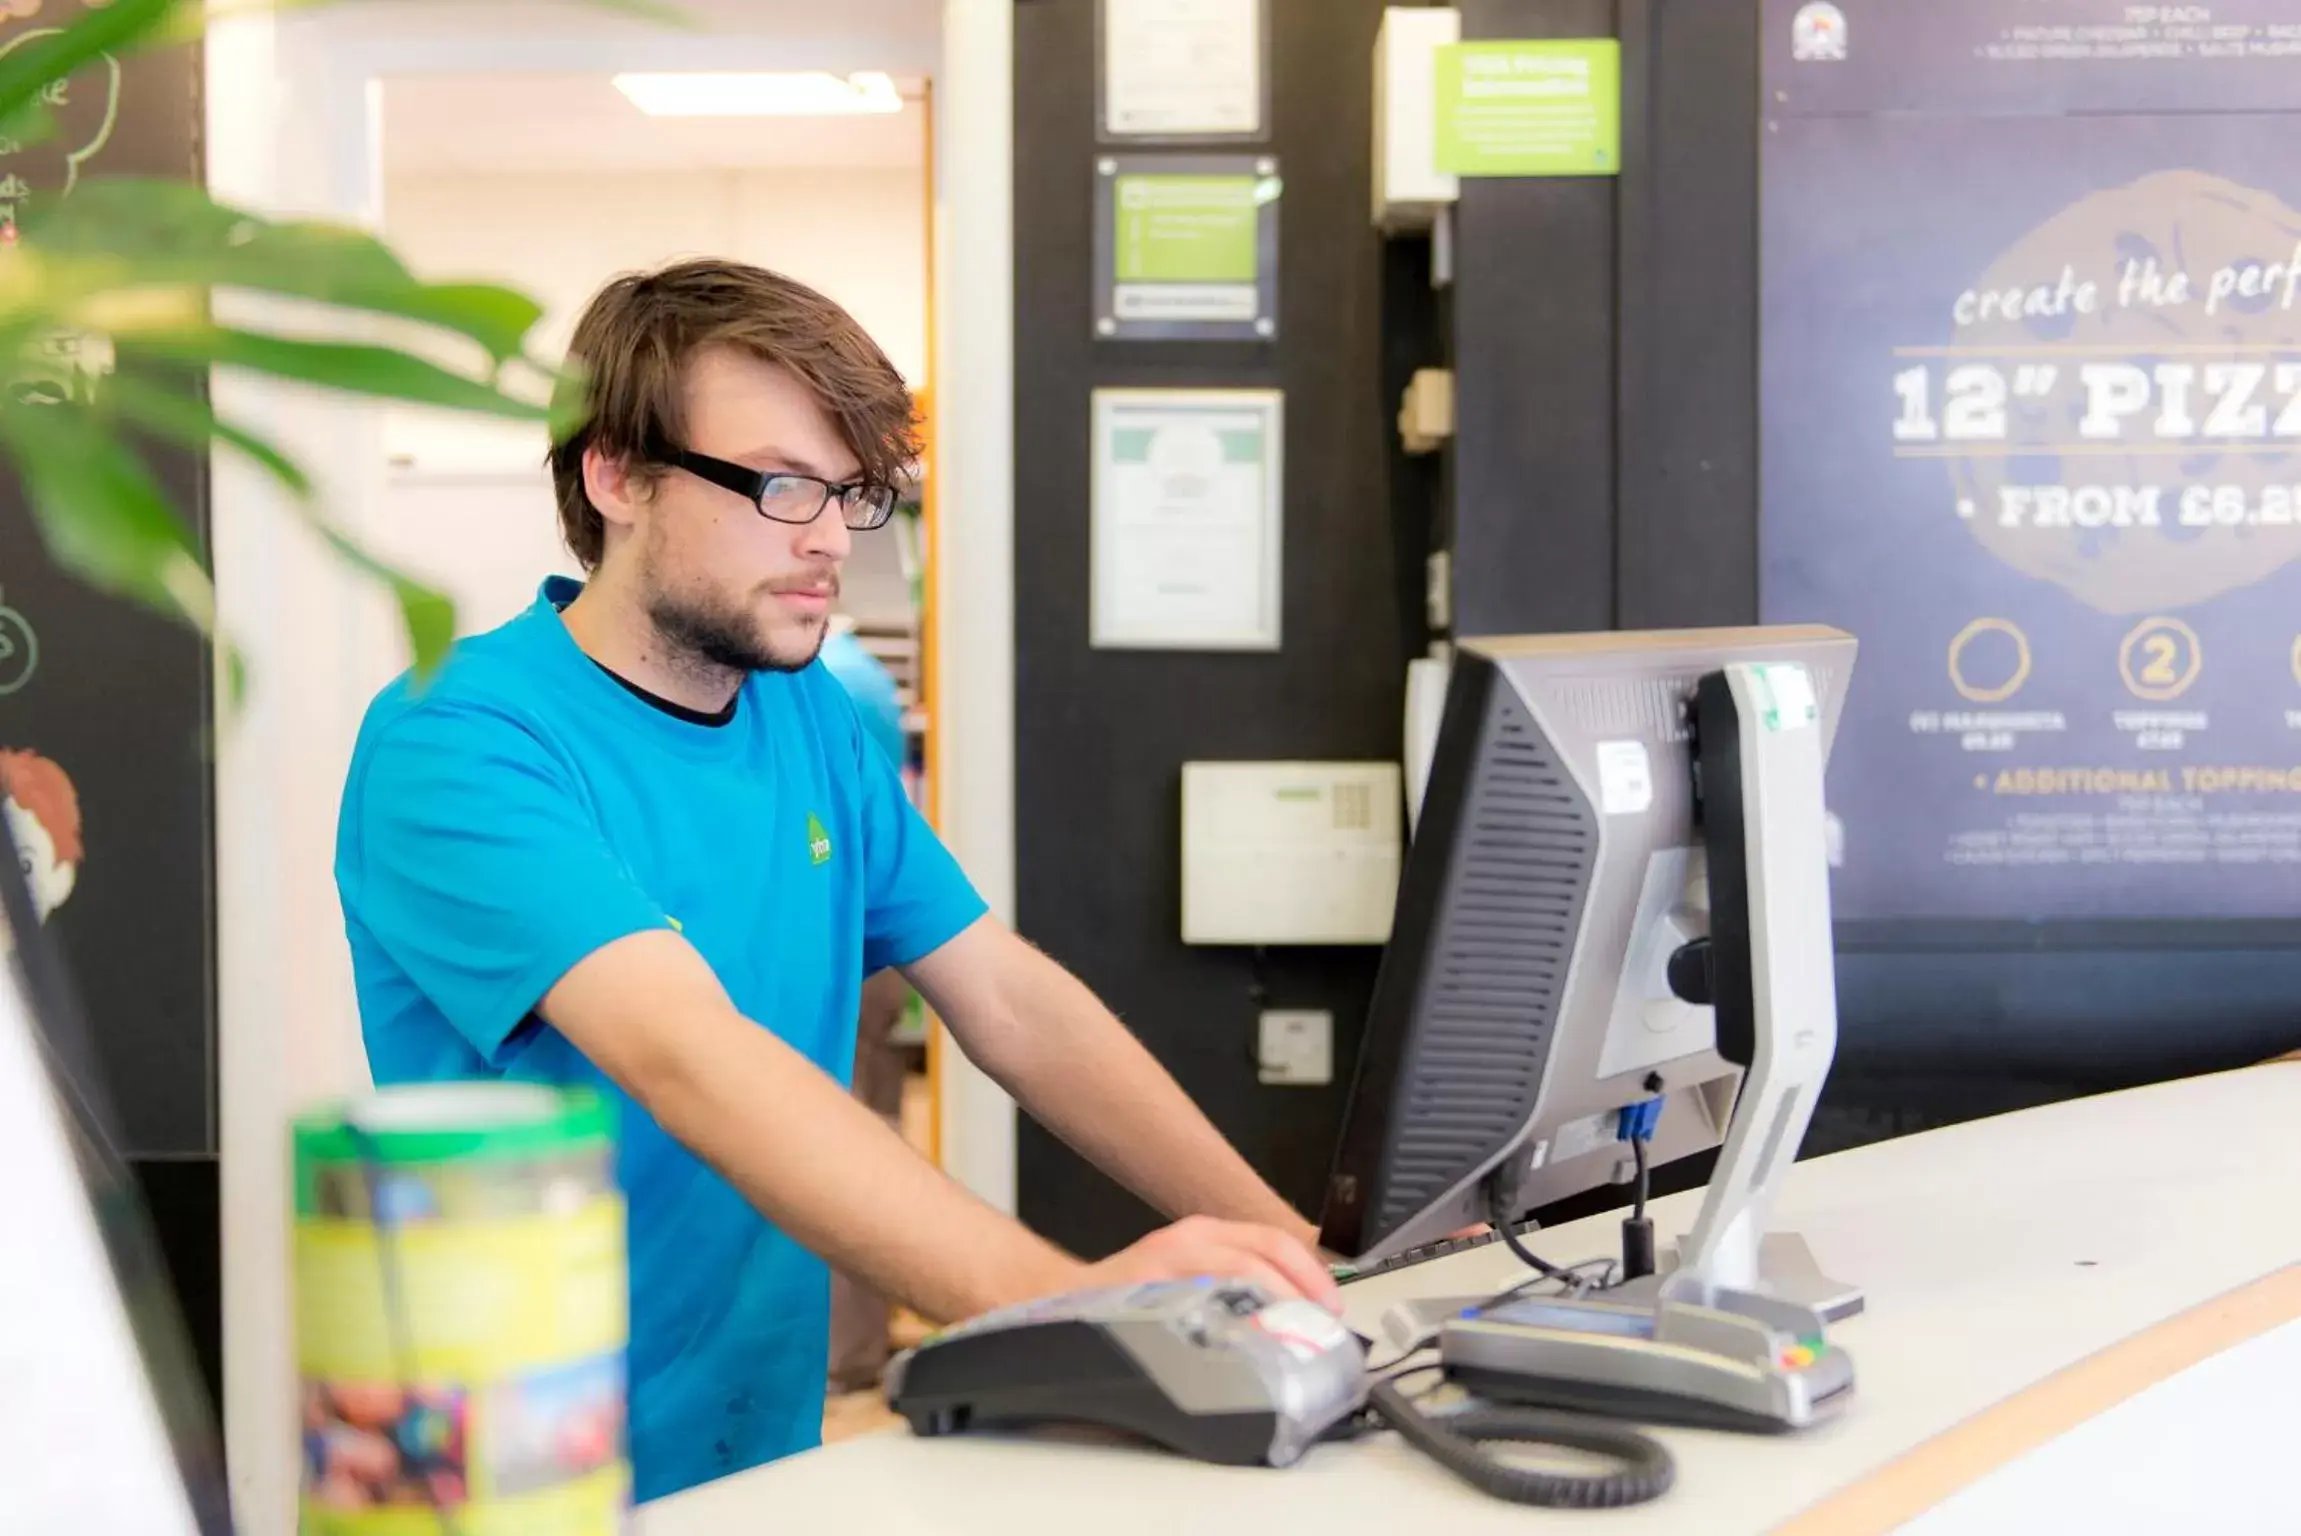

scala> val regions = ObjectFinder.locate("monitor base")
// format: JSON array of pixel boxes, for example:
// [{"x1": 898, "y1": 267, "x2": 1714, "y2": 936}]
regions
[{"x1": 1645, "y1": 1232, "x2": 1863, "y2": 1324}]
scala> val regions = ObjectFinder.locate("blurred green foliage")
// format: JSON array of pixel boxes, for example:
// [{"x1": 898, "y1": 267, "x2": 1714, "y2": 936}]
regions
[{"x1": 2, "y1": 0, "x2": 677, "y2": 686}]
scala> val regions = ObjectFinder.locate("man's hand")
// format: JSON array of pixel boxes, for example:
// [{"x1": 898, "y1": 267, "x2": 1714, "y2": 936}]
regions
[{"x1": 1077, "y1": 1215, "x2": 1343, "y2": 1313}]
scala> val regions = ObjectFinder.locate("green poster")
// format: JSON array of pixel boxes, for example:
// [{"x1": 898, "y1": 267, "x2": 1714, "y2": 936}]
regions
[
  {"x1": 1434, "y1": 39, "x2": 1621, "y2": 178},
  {"x1": 1114, "y1": 174, "x2": 1260, "y2": 283}
]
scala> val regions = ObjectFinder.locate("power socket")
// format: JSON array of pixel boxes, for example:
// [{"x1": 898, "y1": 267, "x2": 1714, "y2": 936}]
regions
[{"x1": 1258, "y1": 1010, "x2": 1333, "y2": 1087}]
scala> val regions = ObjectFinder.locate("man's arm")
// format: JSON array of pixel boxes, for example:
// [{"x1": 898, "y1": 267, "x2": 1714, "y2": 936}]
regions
[
  {"x1": 904, "y1": 918, "x2": 1323, "y2": 1250},
  {"x1": 543, "y1": 928, "x2": 1337, "y2": 1320}
]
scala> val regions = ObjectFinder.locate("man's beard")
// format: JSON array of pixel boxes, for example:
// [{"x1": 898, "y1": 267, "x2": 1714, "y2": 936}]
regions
[{"x1": 643, "y1": 575, "x2": 832, "y2": 676}]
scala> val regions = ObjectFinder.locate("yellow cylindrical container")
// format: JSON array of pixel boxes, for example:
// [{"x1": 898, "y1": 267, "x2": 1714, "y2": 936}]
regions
[{"x1": 293, "y1": 1083, "x2": 627, "y2": 1535}]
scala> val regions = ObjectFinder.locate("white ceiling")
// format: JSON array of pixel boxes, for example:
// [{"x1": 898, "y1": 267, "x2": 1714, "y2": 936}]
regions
[{"x1": 380, "y1": 72, "x2": 929, "y2": 174}]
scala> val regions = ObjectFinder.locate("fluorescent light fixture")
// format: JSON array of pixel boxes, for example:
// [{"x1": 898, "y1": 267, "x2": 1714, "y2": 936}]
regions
[{"x1": 612, "y1": 71, "x2": 903, "y2": 118}]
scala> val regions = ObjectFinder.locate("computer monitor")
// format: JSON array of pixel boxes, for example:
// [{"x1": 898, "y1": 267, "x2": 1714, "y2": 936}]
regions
[
  {"x1": 1319, "y1": 626, "x2": 1857, "y2": 1301},
  {"x1": 0, "y1": 809, "x2": 233, "y2": 1533}
]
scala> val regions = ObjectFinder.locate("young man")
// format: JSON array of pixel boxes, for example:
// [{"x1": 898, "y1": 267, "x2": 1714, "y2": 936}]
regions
[{"x1": 334, "y1": 260, "x2": 1336, "y2": 1504}]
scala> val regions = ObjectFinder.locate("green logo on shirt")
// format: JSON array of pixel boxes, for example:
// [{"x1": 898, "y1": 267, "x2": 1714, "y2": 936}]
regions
[{"x1": 807, "y1": 813, "x2": 833, "y2": 866}]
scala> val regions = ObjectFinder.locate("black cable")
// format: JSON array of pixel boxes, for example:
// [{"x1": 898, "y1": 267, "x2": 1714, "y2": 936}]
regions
[
  {"x1": 1485, "y1": 1180, "x2": 1577, "y2": 1288},
  {"x1": 1621, "y1": 1134, "x2": 1657, "y2": 1281},
  {"x1": 1366, "y1": 1375, "x2": 1676, "y2": 1510},
  {"x1": 1485, "y1": 1255, "x2": 1618, "y2": 1310},
  {"x1": 1243, "y1": 947, "x2": 1276, "y2": 1074}
]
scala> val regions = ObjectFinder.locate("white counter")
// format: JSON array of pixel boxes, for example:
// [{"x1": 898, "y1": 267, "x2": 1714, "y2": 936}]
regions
[{"x1": 643, "y1": 1063, "x2": 2301, "y2": 1535}]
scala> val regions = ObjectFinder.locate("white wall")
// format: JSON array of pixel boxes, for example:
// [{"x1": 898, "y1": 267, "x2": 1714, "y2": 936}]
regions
[
  {"x1": 368, "y1": 164, "x2": 929, "y2": 634},
  {"x1": 383, "y1": 165, "x2": 930, "y2": 384},
  {"x1": 209, "y1": 4, "x2": 1009, "y2": 1526},
  {"x1": 208, "y1": 14, "x2": 405, "y2": 1532},
  {"x1": 930, "y1": 0, "x2": 1017, "y2": 1211}
]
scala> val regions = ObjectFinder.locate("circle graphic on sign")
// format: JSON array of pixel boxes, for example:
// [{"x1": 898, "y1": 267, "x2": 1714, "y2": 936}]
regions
[
  {"x1": 2118, "y1": 616, "x2": 2203, "y2": 702},
  {"x1": 1947, "y1": 617, "x2": 2031, "y2": 703},
  {"x1": 0, "y1": 599, "x2": 36, "y2": 696}
]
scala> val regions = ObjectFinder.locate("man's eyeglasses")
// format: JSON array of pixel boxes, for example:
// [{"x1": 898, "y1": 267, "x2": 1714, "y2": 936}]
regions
[{"x1": 661, "y1": 446, "x2": 899, "y2": 530}]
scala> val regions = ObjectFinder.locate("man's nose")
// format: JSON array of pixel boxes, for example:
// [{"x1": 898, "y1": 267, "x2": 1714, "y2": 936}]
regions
[{"x1": 798, "y1": 503, "x2": 852, "y2": 563}]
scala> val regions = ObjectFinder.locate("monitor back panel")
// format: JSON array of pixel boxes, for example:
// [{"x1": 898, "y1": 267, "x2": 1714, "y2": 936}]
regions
[{"x1": 1321, "y1": 626, "x2": 1855, "y2": 1261}]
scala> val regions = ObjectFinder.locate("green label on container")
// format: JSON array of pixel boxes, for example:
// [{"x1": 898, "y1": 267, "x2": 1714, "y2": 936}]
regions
[
  {"x1": 1114, "y1": 174, "x2": 1260, "y2": 283},
  {"x1": 1435, "y1": 39, "x2": 1621, "y2": 178}
]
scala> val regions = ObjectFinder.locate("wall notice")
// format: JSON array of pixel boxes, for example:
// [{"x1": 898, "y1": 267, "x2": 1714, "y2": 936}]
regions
[
  {"x1": 1761, "y1": 0, "x2": 2301, "y2": 922},
  {"x1": 1433, "y1": 39, "x2": 1620, "y2": 178},
  {"x1": 1095, "y1": 154, "x2": 1280, "y2": 341}
]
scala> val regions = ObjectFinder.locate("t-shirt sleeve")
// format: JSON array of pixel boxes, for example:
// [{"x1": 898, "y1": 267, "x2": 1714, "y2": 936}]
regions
[
  {"x1": 345, "y1": 701, "x2": 670, "y2": 1065},
  {"x1": 852, "y1": 703, "x2": 988, "y2": 974}
]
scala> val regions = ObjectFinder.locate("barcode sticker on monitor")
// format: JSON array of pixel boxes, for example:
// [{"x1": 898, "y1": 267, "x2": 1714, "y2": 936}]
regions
[{"x1": 1595, "y1": 740, "x2": 1653, "y2": 815}]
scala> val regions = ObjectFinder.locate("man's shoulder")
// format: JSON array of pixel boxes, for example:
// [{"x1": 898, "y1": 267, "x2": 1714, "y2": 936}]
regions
[{"x1": 352, "y1": 607, "x2": 567, "y2": 768}]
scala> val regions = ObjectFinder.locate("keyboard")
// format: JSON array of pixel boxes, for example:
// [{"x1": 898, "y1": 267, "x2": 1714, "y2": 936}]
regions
[{"x1": 1330, "y1": 1221, "x2": 1543, "y2": 1285}]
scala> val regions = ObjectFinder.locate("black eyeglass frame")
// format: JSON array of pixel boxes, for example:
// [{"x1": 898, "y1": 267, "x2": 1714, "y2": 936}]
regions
[{"x1": 659, "y1": 445, "x2": 899, "y2": 530}]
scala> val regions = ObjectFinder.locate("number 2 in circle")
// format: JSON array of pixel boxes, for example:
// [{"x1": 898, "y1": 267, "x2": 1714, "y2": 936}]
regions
[
  {"x1": 2138, "y1": 634, "x2": 2180, "y2": 688},
  {"x1": 2118, "y1": 617, "x2": 2200, "y2": 702}
]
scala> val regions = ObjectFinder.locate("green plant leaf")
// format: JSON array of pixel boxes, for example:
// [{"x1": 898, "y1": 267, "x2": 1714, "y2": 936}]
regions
[
  {"x1": 308, "y1": 525, "x2": 458, "y2": 678},
  {"x1": 95, "y1": 370, "x2": 310, "y2": 497},
  {"x1": 0, "y1": 398, "x2": 211, "y2": 628},
  {"x1": 0, "y1": 0, "x2": 179, "y2": 126},
  {"x1": 119, "y1": 326, "x2": 554, "y2": 420},
  {"x1": 0, "y1": 99, "x2": 57, "y2": 154},
  {"x1": 25, "y1": 180, "x2": 548, "y2": 365},
  {"x1": 89, "y1": 368, "x2": 459, "y2": 673}
]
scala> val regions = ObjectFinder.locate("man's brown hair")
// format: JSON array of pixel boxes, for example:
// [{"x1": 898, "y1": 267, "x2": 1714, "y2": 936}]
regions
[{"x1": 548, "y1": 260, "x2": 919, "y2": 570}]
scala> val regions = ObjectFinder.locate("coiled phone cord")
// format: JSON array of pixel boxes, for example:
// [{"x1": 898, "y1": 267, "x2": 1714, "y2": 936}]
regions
[
  {"x1": 1360, "y1": 1369, "x2": 1676, "y2": 1509},
  {"x1": 1336, "y1": 1179, "x2": 1678, "y2": 1509}
]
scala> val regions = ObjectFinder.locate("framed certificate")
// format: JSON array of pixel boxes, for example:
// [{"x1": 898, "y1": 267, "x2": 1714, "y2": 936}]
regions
[
  {"x1": 1090, "y1": 388, "x2": 1284, "y2": 652},
  {"x1": 1097, "y1": 0, "x2": 1270, "y2": 143}
]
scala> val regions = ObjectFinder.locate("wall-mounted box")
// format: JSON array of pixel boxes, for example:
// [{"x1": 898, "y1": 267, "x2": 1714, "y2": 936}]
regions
[
  {"x1": 1182, "y1": 762, "x2": 1404, "y2": 945},
  {"x1": 1373, "y1": 7, "x2": 1460, "y2": 233}
]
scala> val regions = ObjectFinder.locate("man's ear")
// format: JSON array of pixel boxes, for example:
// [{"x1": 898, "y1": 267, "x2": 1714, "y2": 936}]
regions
[{"x1": 582, "y1": 445, "x2": 648, "y2": 536}]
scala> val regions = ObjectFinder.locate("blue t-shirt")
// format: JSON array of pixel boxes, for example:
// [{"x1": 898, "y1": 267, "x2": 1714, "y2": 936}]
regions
[{"x1": 334, "y1": 576, "x2": 987, "y2": 1503}]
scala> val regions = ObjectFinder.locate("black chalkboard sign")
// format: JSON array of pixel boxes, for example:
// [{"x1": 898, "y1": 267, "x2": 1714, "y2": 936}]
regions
[{"x1": 0, "y1": 15, "x2": 214, "y2": 1159}]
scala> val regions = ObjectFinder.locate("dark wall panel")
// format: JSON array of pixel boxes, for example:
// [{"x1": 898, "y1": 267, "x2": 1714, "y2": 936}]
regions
[
  {"x1": 0, "y1": 18, "x2": 220, "y2": 1416},
  {"x1": 1014, "y1": 0, "x2": 1407, "y2": 1257},
  {"x1": 1450, "y1": 0, "x2": 1619, "y2": 638},
  {"x1": 1614, "y1": 0, "x2": 1761, "y2": 631},
  {"x1": 0, "y1": 23, "x2": 215, "y2": 1156}
]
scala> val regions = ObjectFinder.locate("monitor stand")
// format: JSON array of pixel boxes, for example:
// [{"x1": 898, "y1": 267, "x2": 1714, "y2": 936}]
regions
[
  {"x1": 1554, "y1": 660, "x2": 1863, "y2": 1330},
  {"x1": 1647, "y1": 660, "x2": 1861, "y2": 1326}
]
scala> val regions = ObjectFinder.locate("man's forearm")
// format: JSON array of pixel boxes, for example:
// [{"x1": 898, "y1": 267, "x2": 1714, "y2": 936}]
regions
[
  {"x1": 943, "y1": 942, "x2": 1319, "y2": 1246},
  {"x1": 547, "y1": 934, "x2": 1080, "y2": 1323},
  {"x1": 643, "y1": 1015, "x2": 1083, "y2": 1322}
]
